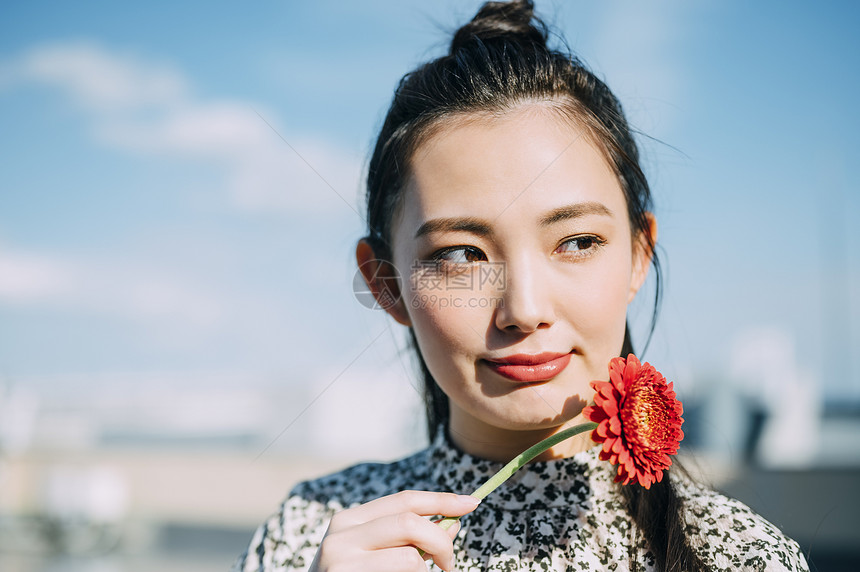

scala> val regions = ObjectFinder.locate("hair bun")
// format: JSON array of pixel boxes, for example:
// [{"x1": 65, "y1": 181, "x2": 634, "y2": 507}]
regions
[{"x1": 450, "y1": 0, "x2": 548, "y2": 55}]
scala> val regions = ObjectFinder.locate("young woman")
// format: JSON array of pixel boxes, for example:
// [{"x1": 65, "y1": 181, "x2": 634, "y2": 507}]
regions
[{"x1": 234, "y1": 2, "x2": 808, "y2": 570}]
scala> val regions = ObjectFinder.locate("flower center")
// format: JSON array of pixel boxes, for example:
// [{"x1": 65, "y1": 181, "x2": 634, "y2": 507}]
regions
[{"x1": 622, "y1": 384, "x2": 671, "y2": 451}]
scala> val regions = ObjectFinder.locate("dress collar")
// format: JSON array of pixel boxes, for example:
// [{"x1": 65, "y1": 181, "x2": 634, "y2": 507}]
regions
[{"x1": 423, "y1": 425, "x2": 613, "y2": 511}]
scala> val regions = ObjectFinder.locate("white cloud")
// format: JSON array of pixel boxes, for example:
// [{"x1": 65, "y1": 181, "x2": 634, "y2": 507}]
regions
[
  {"x1": 0, "y1": 41, "x2": 363, "y2": 215},
  {"x1": 0, "y1": 250, "x2": 75, "y2": 301},
  {"x1": 3, "y1": 41, "x2": 188, "y2": 110},
  {"x1": 0, "y1": 245, "x2": 225, "y2": 331},
  {"x1": 96, "y1": 102, "x2": 363, "y2": 214},
  {"x1": 118, "y1": 274, "x2": 225, "y2": 329},
  {"x1": 105, "y1": 102, "x2": 270, "y2": 153}
]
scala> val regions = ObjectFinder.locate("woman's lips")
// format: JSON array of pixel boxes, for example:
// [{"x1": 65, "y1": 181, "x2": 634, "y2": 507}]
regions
[{"x1": 484, "y1": 352, "x2": 573, "y2": 383}]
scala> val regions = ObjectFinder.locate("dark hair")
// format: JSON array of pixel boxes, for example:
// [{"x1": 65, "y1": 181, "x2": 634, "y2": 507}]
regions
[{"x1": 362, "y1": 2, "x2": 702, "y2": 570}]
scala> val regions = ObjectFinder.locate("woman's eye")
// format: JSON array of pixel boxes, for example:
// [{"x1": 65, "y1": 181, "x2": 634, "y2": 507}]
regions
[
  {"x1": 433, "y1": 246, "x2": 487, "y2": 265},
  {"x1": 556, "y1": 235, "x2": 605, "y2": 256}
]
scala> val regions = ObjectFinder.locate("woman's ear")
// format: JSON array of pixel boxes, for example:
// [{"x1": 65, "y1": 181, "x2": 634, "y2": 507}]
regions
[
  {"x1": 355, "y1": 238, "x2": 412, "y2": 326},
  {"x1": 628, "y1": 213, "x2": 657, "y2": 303}
]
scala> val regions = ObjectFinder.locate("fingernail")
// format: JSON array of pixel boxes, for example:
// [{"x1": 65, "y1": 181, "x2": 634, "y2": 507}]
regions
[{"x1": 458, "y1": 495, "x2": 480, "y2": 506}]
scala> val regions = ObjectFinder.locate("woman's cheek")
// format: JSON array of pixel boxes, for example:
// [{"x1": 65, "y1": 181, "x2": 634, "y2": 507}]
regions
[
  {"x1": 561, "y1": 257, "x2": 632, "y2": 341},
  {"x1": 408, "y1": 309, "x2": 474, "y2": 401},
  {"x1": 414, "y1": 293, "x2": 487, "y2": 349}
]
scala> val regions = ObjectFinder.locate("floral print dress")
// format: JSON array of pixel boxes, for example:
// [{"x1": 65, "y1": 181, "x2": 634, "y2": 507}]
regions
[{"x1": 232, "y1": 428, "x2": 809, "y2": 571}]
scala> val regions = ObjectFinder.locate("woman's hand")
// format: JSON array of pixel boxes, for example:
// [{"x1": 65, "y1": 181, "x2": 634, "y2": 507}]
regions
[{"x1": 308, "y1": 490, "x2": 480, "y2": 572}]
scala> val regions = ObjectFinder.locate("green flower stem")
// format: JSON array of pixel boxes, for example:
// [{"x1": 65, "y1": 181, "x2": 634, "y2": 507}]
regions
[{"x1": 434, "y1": 421, "x2": 598, "y2": 531}]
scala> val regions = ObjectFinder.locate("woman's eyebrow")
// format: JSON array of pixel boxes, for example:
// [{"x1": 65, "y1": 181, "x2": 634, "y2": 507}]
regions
[
  {"x1": 540, "y1": 202, "x2": 613, "y2": 226},
  {"x1": 414, "y1": 217, "x2": 493, "y2": 239},
  {"x1": 414, "y1": 202, "x2": 612, "y2": 239}
]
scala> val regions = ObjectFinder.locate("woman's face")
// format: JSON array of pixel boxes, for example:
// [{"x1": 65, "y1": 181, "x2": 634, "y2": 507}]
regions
[{"x1": 385, "y1": 105, "x2": 653, "y2": 455}]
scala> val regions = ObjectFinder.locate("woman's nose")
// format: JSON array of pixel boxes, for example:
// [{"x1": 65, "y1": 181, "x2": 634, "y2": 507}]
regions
[{"x1": 493, "y1": 257, "x2": 555, "y2": 334}]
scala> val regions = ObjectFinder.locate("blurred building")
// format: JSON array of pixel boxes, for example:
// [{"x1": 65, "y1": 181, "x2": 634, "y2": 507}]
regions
[
  {"x1": 1, "y1": 342, "x2": 859, "y2": 571},
  {"x1": 0, "y1": 368, "x2": 424, "y2": 572}
]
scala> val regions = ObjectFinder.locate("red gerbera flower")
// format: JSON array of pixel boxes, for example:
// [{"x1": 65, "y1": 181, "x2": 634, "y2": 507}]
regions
[{"x1": 583, "y1": 355, "x2": 684, "y2": 489}]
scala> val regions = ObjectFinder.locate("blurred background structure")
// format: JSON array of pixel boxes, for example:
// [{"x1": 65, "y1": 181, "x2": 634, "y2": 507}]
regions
[{"x1": 1, "y1": 1, "x2": 859, "y2": 570}]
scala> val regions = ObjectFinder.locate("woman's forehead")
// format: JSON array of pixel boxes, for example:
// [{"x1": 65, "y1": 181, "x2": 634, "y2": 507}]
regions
[{"x1": 399, "y1": 108, "x2": 626, "y2": 229}]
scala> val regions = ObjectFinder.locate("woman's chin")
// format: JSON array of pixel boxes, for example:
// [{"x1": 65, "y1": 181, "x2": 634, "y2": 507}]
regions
[{"x1": 473, "y1": 401, "x2": 589, "y2": 432}]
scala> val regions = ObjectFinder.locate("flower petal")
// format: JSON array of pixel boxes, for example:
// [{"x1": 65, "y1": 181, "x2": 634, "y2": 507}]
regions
[{"x1": 586, "y1": 354, "x2": 685, "y2": 489}]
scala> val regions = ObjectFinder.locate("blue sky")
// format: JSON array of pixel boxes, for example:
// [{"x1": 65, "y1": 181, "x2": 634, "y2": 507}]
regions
[{"x1": 1, "y1": 1, "x2": 858, "y2": 404}]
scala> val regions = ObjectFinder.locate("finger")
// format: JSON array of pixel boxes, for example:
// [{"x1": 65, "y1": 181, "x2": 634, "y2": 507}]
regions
[
  {"x1": 446, "y1": 519, "x2": 461, "y2": 540},
  {"x1": 332, "y1": 490, "x2": 479, "y2": 528},
  {"x1": 335, "y1": 511, "x2": 459, "y2": 571},
  {"x1": 422, "y1": 520, "x2": 461, "y2": 562},
  {"x1": 356, "y1": 546, "x2": 434, "y2": 572},
  {"x1": 430, "y1": 517, "x2": 462, "y2": 539},
  {"x1": 318, "y1": 545, "x2": 430, "y2": 572}
]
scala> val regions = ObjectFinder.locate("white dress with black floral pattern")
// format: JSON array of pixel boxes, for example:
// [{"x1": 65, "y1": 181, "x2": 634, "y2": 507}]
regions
[{"x1": 232, "y1": 428, "x2": 809, "y2": 571}]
